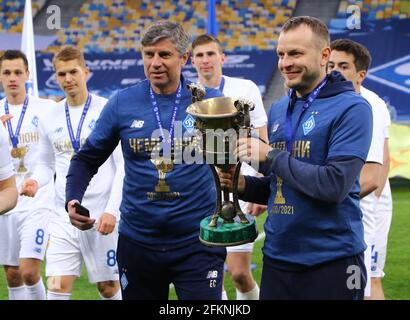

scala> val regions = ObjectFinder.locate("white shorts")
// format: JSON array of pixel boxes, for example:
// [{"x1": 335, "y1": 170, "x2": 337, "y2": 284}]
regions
[
  {"x1": 46, "y1": 219, "x2": 119, "y2": 284},
  {"x1": 226, "y1": 213, "x2": 256, "y2": 253},
  {"x1": 364, "y1": 244, "x2": 372, "y2": 297},
  {"x1": 0, "y1": 209, "x2": 50, "y2": 266},
  {"x1": 363, "y1": 218, "x2": 375, "y2": 297},
  {"x1": 226, "y1": 241, "x2": 254, "y2": 253},
  {"x1": 361, "y1": 202, "x2": 376, "y2": 297},
  {"x1": 371, "y1": 205, "x2": 392, "y2": 278}
]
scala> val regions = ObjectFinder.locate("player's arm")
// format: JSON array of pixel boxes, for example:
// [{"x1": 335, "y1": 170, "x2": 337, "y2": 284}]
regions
[
  {"x1": 66, "y1": 93, "x2": 121, "y2": 228},
  {"x1": 0, "y1": 124, "x2": 18, "y2": 213},
  {"x1": 21, "y1": 115, "x2": 55, "y2": 197},
  {"x1": 265, "y1": 150, "x2": 364, "y2": 203},
  {"x1": 375, "y1": 138, "x2": 390, "y2": 198},
  {"x1": 238, "y1": 102, "x2": 373, "y2": 204},
  {"x1": 359, "y1": 162, "x2": 382, "y2": 198},
  {"x1": 97, "y1": 143, "x2": 124, "y2": 235},
  {"x1": 0, "y1": 175, "x2": 18, "y2": 215},
  {"x1": 359, "y1": 100, "x2": 385, "y2": 198}
]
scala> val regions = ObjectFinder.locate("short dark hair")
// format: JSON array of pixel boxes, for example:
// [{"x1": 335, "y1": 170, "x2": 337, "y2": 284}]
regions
[
  {"x1": 141, "y1": 20, "x2": 189, "y2": 57},
  {"x1": 53, "y1": 45, "x2": 87, "y2": 69},
  {"x1": 192, "y1": 34, "x2": 223, "y2": 53},
  {"x1": 281, "y1": 16, "x2": 330, "y2": 48},
  {"x1": 0, "y1": 50, "x2": 29, "y2": 71},
  {"x1": 330, "y1": 39, "x2": 372, "y2": 71}
]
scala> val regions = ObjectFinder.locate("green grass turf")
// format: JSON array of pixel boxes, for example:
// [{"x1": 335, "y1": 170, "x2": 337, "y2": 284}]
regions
[
  {"x1": 0, "y1": 185, "x2": 408, "y2": 300},
  {"x1": 382, "y1": 186, "x2": 410, "y2": 299}
]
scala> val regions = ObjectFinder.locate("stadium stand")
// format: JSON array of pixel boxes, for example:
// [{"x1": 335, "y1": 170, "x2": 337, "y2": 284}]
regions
[
  {"x1": 1, "y1": 0, "x2": 408, "y2": 123},
  {"x1": 47, "y1": 0, "x2": 296, "y2": 53},
  {"x1": 0, "y1": 0, "x2": 46, "y2": 33},
  {"x1": 330, "y1": 0, "x2": 410, "y2": 30},
  {"x1": 329, "y1": 0, "x2": 409, "y2": 123},
  {"x1": 336, "y1": 0, "x2": 410, "y2": 20},
  {"x1": 1, "y1": 0, "x2": 298, "y2": 102}
]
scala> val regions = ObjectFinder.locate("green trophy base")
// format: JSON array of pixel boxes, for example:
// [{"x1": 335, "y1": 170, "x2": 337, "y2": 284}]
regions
[{"x1": 199, "y1": 216, "x2": 258, "y2": 247}]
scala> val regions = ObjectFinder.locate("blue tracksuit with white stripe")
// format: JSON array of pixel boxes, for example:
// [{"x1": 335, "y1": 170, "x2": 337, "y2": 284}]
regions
[{"x1": 66, "y1": 77, "x2": 226, "y2": 299}]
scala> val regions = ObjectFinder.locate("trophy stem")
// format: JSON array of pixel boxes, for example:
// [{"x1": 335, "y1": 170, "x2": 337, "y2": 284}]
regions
[
  {"x1": 233, "y1": 162, "x2": 249, "y2": 224},
  {"x1": 208, "y1": 165, "x2": 222, "y2": 227},
  {"x1": 223, "y1": 188, "x2": 230, "y2": 203}
]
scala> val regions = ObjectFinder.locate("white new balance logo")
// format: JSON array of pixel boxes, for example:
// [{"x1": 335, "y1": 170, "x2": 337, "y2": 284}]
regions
[
  {"x1": 130, "y1": 120, "x2": 144, "y2": 128},
  {"x1": 206, "y1": 270, "x2": 218, "y2": 279}
]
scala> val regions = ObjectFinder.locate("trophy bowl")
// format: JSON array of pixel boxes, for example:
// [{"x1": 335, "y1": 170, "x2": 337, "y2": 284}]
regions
[{"x1": 187, "y1": 96, "x2": 258, "y2": 247}]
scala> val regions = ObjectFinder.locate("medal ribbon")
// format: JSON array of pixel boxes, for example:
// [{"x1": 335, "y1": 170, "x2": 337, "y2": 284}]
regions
[
  {"x1": 284, "y1": 76, "x2": 328, "y2": 153},
  {"x1": 4, "y1": 96, "x2": 29, "y2": 148},
  {"x1": 149, "y1": 82, "x2": 182, "y2": 151},
  {"x1": 65, "y1": 94, "x2": 92, "y2": 153}
]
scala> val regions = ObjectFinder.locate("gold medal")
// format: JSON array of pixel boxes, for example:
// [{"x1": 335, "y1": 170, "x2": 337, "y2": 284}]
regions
[
  {"x1": 11, "y1": 148, "x2": 20, "y2": 158},
  {"x1": 11, "y1": 146, "x2": 29, "y2": 173}
]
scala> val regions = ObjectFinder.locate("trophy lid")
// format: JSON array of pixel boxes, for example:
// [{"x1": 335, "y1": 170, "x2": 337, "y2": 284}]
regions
[{"x1": 187, "y1": 96, "x2": 240, "y2": 119}]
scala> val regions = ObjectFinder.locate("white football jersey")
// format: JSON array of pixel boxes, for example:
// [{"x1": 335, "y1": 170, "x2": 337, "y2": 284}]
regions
[
  {"x1": 360, "y1": 87, "x2": 391, "y2": 212},
  {"x1": 0, "y1": 123, "x2": 14, "y2": 180},
  {"x1": 32, "y1": 94, "x2": 124, "y2": 222},
  {"x1": 0, "y1": 96, "x2": 56, "y2": 215},
  {"x1": 222, "y1": 75, "x2": 268, "y2": 213},
  {"x1": 222, "y1": 75, "x2": 268, "y2": 129}
]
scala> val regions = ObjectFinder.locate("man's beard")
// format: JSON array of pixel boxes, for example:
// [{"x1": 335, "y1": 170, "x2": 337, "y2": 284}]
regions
[{"x1": 288, "y1": 69, "x2": 320, "y2": 95}]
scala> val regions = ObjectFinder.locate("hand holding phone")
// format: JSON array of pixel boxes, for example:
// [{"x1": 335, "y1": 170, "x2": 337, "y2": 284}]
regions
[{"x1": 74, "y1": 202, "x2": 90, "y2": 217}]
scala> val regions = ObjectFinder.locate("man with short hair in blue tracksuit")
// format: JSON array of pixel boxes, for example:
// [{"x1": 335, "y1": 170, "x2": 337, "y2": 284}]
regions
[
  {"x1": 220, "y1": 16, "x2": 373, "y2": 300},
  {"x1": 64, "y1": 21, "x2": 226, "y2": 300}
]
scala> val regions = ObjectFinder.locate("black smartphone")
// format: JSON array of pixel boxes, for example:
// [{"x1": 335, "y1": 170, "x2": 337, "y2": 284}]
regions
[{"x1": 74, "y1": 203, "x2": 90, "y2": 217}]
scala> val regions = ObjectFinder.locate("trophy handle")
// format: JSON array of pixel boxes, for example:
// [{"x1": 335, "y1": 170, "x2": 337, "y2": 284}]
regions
[
  {"x1": 208, "y1": 165, "x2": 222, "y2": 227},
  {"x1": 233, "y1": 162, "x2": 249, "y2": 224}
]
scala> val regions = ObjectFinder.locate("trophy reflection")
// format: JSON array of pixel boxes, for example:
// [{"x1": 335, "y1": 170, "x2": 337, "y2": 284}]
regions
[
  {"x1": 151, "y1": 158, "x2": 173, "y2": 192},
  {"x1": 11, "y1": 145, "x2": 29, "y2": 173},
  {"x1": 187, "y1": 83, "x2": 258, "y2": 247}
]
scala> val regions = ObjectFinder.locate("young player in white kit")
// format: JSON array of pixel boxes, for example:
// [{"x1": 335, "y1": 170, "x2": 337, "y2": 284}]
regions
[
  {"x1": 24, "y1": 46, "x2": 123, "y2": 300},
  {"x1": 191, "y1": 34, "x2": 268, "y2": 300},
  {"x1": 0, "y1": 123, "x2": 17, "y2": 215},
  {"x1": 362, "y1": 87, "x2": 392, "y2": 300},
  {"x1": 0, "y1": 50, "x2": 56, "y2": 300},
  {"x1": 329, "y1": 39, "x2": 390, "y2": 299}
]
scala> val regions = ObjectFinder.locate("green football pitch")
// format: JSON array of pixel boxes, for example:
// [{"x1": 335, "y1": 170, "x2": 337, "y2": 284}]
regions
[{"x1": 0, "y1": 184, "x2": 409, "y2": 300}]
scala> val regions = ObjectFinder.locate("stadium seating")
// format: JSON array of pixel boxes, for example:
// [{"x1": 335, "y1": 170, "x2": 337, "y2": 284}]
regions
[
  {"x1": 48, "y1": 0, "x2": 296, "y2": 53},
  {"x1": 0, "y1": 0, "x2": 47, "y2": 33},
  {"x1": 336, "y1": 0, "x2": 410, "y2": 21},
  {"x1": 0, "y1": 0, "x2": 297, "y2": 52}
]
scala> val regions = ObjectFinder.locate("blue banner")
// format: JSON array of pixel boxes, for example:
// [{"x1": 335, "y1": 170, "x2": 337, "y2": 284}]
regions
[
  {"x1": 330, "y1": 19, "x2": 410, "y2": 122},
  {"x1": 13, "y1": 50, "x2": 276, "y2": 102}
]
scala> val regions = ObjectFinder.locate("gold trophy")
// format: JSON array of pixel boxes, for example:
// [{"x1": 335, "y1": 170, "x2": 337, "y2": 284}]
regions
[
  {"x1": 151, "y1": 158, "x2": 173, "y2": 192},
  {"x1": 274, "y1": 176, "x2": 286, "y2": 204},
  {"x1": 11, "y1": 146, "x2": 29, "y2": 173},
  {"x1": 186, "y1": 83, "x2": 258, "y2": 247}
]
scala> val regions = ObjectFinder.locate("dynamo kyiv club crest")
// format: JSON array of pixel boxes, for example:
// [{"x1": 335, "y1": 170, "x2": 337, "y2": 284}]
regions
[
  {"x1": 302, "y1": 115, "x2": 315, "y2": 135},
  {"x1": 183, "y1": 114, "x2": 195, "y2": 133}
]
